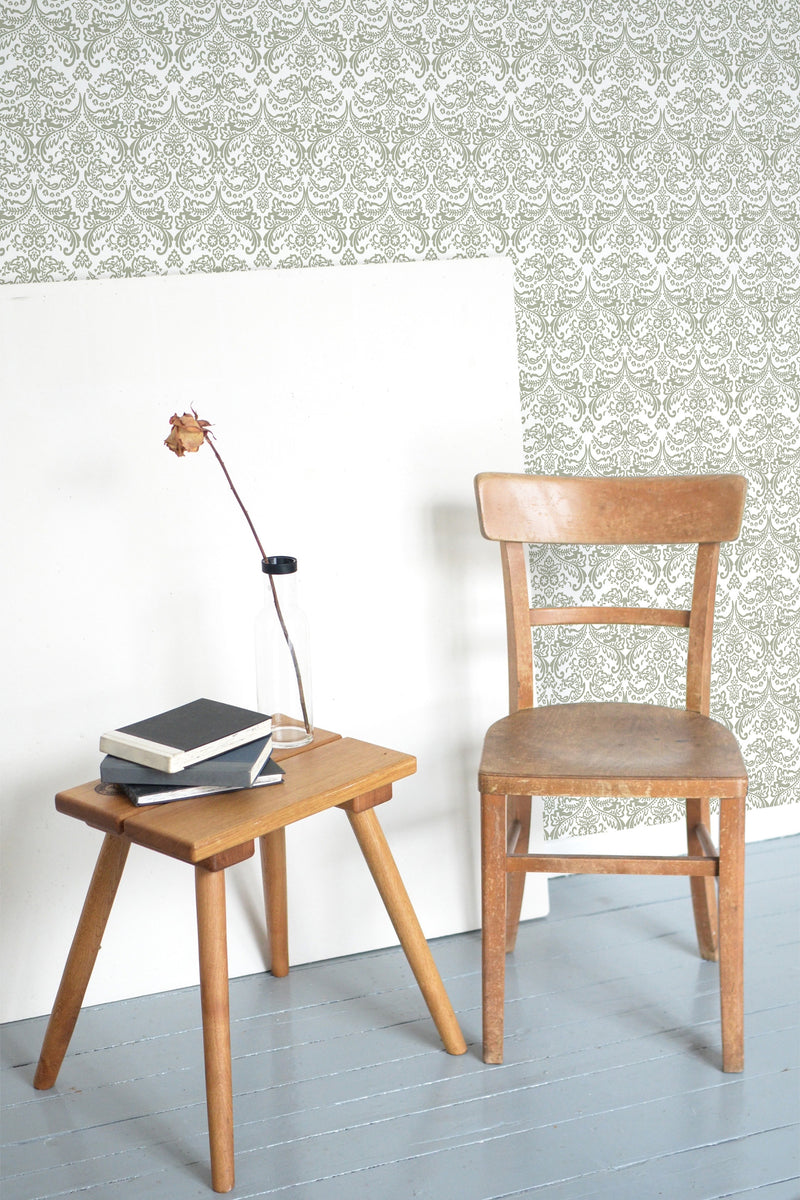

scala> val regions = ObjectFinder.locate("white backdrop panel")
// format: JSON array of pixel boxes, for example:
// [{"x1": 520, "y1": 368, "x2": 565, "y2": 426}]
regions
[{"x1": 0, "y1": 256, "x2": 547, "y2": 1022}]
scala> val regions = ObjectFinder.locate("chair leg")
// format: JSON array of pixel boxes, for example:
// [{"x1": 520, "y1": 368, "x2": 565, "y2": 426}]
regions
[
  {"x1": 345, "y1": 807, "x2": 466, "y2": 1056},
  {"x1": 505, "y1": 795, "x2": 531, "y2": 953},
  {"x1": 195, "y1": 864, "x2": 235, "y2": 1193},
  {"x1": 482, "y1": 792, "x2": 507, "y2": 1065},
  {"x1": 718, "y1": 795, "x2": 746, "y2": 1073},
  {"x1": 260, "y1": 830, "x2": 289, "y2": 977},
  {"x1": 34, "y1": 833, "x2": 130, "y2": 1090},
  {"x1": 686, "y1": 797, "x2": 719, "y2": 961}
]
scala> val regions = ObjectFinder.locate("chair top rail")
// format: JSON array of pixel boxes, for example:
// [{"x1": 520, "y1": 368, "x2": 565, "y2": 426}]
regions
[{"x1": 476, "y1": 473, "x2": 747, "y2": 545}]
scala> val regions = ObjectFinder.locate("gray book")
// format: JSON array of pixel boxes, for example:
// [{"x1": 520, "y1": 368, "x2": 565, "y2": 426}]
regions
[
  {"x1": 100, "y1": 735, "x2": 273, "y2": 788},
  {"x1": 122, "y1": 759, "x2": 284, "y2": 806}
]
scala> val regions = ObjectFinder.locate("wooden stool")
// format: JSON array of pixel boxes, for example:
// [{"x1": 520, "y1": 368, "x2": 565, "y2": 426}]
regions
[{"x1": 34, "y1": 730, "x2": 466, "y2": 1192}]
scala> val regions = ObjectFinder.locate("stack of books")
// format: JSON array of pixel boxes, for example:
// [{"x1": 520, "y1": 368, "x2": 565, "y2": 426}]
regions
[{"x1": 98, "y1": 698, "x2": 284, "y2": 805}]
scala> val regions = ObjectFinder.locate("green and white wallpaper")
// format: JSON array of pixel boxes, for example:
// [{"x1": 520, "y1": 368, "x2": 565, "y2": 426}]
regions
[{"x1": 2, "y1": 1, "x2": 798, "y2": 836}]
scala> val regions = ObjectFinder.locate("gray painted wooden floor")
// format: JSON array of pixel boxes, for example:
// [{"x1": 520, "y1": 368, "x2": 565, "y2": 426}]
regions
[{"x1": 2, "y1": 835, "x2": 798, "y2": 1199}]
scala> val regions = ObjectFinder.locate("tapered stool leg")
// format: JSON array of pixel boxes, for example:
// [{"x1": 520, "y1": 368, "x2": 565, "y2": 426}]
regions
[
  {"x1": 195, "y1": 864, "x2": 235, "y2": 1193},
  {"x1": 718, "y1": 795, "x2": 746, "y2": 1073},
  {"x1": 482, "y1": 793, "x2": 507, "y2": 1065},
  {"x1": 34, "y1": 834, "x2": 130, "y2": 1090},
  {"x1": 260, "y1": 830, "x2": 289, "y2": 977},
  {"x1": 345, "y1": 807, "x2": 466, "y2": 1056}
]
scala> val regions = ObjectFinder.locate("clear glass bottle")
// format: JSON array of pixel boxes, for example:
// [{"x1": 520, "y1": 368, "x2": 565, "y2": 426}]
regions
[{"x1": 255, "y1": 556, "x2": 313, "y2": 748}]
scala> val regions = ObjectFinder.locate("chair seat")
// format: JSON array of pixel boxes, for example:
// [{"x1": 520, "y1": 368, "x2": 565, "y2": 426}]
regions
[{"x1": 479, "y1": 702, "x2": 747, "y2": 799}]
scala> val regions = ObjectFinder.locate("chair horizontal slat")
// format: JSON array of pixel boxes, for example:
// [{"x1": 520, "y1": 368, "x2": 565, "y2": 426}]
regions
[
  {"x1": 530, "y1": 606, "x2": 691, "y2": 627},
  {"x1": 507, "y1": 852, "x2": 719, "y2": 876}
]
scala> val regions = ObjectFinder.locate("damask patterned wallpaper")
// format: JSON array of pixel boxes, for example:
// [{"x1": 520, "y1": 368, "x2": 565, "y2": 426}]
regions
[{"x1": 2, "y1": 1, "x2": 798, "y2": 836}]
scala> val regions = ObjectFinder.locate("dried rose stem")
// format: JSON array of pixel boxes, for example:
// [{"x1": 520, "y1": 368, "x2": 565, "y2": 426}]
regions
[
  {"x1": 204, "y1": 433, "x2": 269, "y2": 559},
  {"x1": 204, "y1": 433, "x2": 311, "y2": 735}
]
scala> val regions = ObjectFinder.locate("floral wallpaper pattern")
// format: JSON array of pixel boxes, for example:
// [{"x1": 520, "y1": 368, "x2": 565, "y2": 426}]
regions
[{"x1": 2, "y1": 0, "x2": 798, "y2": 835}]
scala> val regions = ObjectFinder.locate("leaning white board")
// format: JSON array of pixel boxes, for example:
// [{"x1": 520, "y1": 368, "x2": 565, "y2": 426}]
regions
[{"x1": 0, "y1": 256, "x2": 547, "y2": 1022}]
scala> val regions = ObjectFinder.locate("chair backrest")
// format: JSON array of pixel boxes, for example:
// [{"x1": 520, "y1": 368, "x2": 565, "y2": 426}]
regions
[{"x1": 474, "y1": 473, "x2": 747, "y2": 717}]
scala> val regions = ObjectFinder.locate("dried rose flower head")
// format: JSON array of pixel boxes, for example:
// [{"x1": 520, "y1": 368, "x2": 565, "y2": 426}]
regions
[{"x1": 165, "y1": 412, "x2": 211, "y2": 456}]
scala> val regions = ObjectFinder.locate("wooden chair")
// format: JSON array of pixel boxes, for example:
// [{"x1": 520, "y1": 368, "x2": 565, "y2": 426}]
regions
[{"x1": 475, "y1": 473, "x2": 748, "y2": 1072}]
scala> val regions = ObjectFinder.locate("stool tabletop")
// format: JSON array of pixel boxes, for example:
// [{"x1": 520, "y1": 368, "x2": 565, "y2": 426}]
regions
[{"x1": 55, "y1": 730, "x2": 416, "y2": 865}]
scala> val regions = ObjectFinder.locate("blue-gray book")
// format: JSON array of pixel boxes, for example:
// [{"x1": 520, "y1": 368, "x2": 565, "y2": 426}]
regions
[{"x1": 100, "y1": 734, "x2": 273, "y2": 788}]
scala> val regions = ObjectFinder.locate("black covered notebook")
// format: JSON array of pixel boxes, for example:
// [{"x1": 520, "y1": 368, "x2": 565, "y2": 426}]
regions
[{"x1": 99, "y1": 698, "x2": 272, "y2": 773}]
